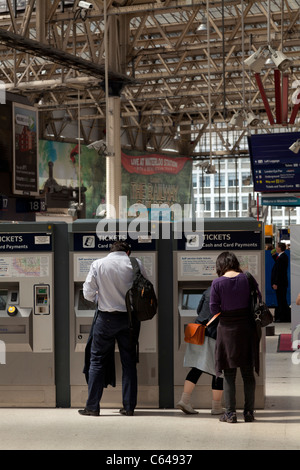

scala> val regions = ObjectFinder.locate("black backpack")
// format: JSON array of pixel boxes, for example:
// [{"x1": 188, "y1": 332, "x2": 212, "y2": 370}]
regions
[{"x1": 125, "y1": 257, "x2": 158, "y2": 322}]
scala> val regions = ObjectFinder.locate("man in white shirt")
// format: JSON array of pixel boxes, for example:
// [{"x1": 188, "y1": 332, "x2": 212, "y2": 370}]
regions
[{"x1": 78, "y1": 240, "x2": 147, "y2": 416}]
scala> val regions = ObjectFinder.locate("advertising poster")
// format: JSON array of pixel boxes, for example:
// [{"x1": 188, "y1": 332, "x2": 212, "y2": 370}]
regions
[
  {"x1": 121, "y1": 150, "x2": 193, "y2": 213},
  {"x1": 38, "y1": 144, "x2": 192, "y2": 218},
  {"x1": 13, "y1": 104, "x2": 39, "y2": 195},
  {"x1": 39, "y1": 140, "x2": 106, "y2": 218}
]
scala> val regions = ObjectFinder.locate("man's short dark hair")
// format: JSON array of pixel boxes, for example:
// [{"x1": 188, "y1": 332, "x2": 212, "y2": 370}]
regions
[
  {"x1": 110, "y1": 240, "x2": 131, "y2": 255},
  {"x1": 278, "y1": 242, "x2": 286, "y2": 252}
]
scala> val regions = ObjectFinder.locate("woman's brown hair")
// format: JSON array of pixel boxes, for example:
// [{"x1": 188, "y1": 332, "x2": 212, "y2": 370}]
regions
[{"x1": 215, "y1": 251, "x2": 243, "y2": 277}]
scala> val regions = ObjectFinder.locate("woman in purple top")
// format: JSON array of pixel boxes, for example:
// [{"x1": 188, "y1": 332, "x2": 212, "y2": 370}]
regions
[{"x1": 210, "y1": 251, "x2": 260, "y2": 423}]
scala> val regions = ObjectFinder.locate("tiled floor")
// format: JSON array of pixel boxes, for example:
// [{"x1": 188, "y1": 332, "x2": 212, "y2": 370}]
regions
[{"x1": 0, "y1": 323, "x2": 299, "y2": 450}]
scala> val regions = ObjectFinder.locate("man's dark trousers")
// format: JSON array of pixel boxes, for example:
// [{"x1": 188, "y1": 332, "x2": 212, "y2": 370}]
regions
[
  {"x1": 275, "y1": 286, "x2": 291, "y2": 322},
  {"x1": 86, "y1": 311, "x2": 140, "y2": 413}
]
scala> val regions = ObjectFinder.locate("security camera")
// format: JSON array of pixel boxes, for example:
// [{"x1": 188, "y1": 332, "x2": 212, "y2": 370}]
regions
[
  {"x1": 244, "y1": 47, "x2": 267, "y2": 73},
  {"x1": 87, "y1": 139, "x2": 106, "y2": 151},
  {"x1": 229, "y1": 111, "x2": 244, "y2": 127},
  {"x1": 246, "y1": 111, "x2": 260, "y2": 126},
  {"x1": 196, "y1": 161, "x2": 217, "y2": 174},
  {"x1": 268, "y1": 46, "x2": 292, "y2": 71},
  {"x1": 78, "y1": 1, "x2": 93, "y2": 9},
  {"x1": 289, "y1": 140, "x2": 300, "y2": 154}
]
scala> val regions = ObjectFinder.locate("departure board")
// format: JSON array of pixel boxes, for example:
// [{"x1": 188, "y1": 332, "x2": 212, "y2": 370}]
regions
[{"x1": 248, "y1": 132, "x2": 300, "y2": 193}]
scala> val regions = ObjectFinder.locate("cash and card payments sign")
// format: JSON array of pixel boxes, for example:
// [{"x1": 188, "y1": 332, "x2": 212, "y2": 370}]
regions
[{"x1": 0, "y1": 233, "x2": 52, "y2": 252}]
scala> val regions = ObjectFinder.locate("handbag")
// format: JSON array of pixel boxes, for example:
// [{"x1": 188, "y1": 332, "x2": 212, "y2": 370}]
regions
[
  {"x1": 253, "y1": 301, "x2": 273, "y2": 327},
  {"x1": 184, "y1": 313, "x2": 220, "y2": 345},
  {"x1": 245, "y1": 272, "x2": 273, "y2": 328}
]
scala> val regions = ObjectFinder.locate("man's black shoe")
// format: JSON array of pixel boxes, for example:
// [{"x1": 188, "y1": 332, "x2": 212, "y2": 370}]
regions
[
  {"x1": 119, "y1": 408, "x2": 134, "y2": 416},
  {"x1": 78, "y1": 408, "x2": 99, "y2": 416}
]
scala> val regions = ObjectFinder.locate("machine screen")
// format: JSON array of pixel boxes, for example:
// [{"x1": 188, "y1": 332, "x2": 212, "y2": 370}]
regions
[
  {"x1": 182, "y1": 289, "x2": 204, "y2": 310},
  {"x1": 0, "y1": 290, "x2": 8, "y2": 310},
  {"x1": 78, "y1": 289, "x2": 95, "y2": 310}
]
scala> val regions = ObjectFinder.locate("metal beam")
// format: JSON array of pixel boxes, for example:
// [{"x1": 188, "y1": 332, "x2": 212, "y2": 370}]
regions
[{"x1": 0, "y1": 28, "x2": 134, "y2": 85}]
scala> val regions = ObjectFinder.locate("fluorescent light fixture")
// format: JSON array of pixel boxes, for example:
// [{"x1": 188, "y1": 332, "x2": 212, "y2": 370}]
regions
[
  {"x1": 289, "y1": 139, "x2": 300, "y2": 154},
  {"x1": 268, "y1": 46, "x2": 292, "y2": 71}
]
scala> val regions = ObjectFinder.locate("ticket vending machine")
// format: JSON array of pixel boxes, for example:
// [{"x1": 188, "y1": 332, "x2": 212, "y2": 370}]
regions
[
  {"x1": 0, "y1": 223, "x2": 56, "y2": 407},
  {"x1": 173, "y1": 218, "x2": 266, "y2": 409},
  {"x1": 69, "y1": 220, "x2": 159, "y2": 408}
]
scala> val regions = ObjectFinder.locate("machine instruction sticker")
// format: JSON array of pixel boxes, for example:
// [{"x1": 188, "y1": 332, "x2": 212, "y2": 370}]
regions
[
  {"x1": 179, "y1": 254, "x2": 259, "y2": 279},
  {"x1": 0, "y1": 256, "x2": 50, "y2": 277},
  {"x1": 181, "y1": 255, "x2": 217, "y2": 277},
  {"x1": 76, "y1": 256, "x2": 99, "y2": 278}
]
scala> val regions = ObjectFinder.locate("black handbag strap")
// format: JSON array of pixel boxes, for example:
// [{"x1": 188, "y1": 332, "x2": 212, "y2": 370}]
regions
[{"x1": 245, "y1": 271, "x2": 262, "y2": 302}]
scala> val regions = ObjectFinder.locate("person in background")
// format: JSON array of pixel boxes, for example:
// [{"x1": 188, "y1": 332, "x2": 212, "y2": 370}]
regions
[
  {"x1": 271, "y1": 242, "x2": 291, "y2": 322},
  {"x1": 177, "y1": 286, "x2": 223, "y2": 416},
  {"x1": 210, "y1": 252, "x2": 260, "y2": 424}
]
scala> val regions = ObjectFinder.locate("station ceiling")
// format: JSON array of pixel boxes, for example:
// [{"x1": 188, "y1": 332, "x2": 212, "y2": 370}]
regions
[{"x1": 1, "y1": 0, "x2": 300, "y2": 157}]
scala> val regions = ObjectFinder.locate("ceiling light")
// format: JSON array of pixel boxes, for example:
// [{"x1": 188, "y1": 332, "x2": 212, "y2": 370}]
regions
[
  {"x1": 147, "y1": 122, "x2": 154, "y2": 132},
  {"x1": 289, "y1": 139, "x2": 300, "y2": 154},
  {"x1": 161, "y1": 106, "x2": 170, "y2": 116},
  {"x1": 197, "y1": 22, "x2": 207, "y2": 31},
  {"x1": 268, "y1": 46, "x2": 292, "y2": 71}
]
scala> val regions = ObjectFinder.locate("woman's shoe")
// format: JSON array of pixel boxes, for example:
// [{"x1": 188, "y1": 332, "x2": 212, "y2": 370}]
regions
[
  {"x1": 219, "y1": 412, "x2": 237, "y2": 423},
  {"x1": 176, "y1": 400, "x2": 198, "y2": 414}
]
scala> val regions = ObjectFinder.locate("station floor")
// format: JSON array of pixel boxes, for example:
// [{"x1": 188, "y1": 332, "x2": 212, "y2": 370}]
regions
[{"x1": 0, "y1": 322, "x2": 299, "y2": 452}]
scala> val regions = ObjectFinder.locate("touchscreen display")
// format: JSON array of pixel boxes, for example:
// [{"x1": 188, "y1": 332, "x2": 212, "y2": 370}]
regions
[
  {"x1": 78, "y1": 289, "x2": 95, "y2": 310},
  {"x1": 182, "y1": 290, "x2": 204, "y2": 310},
  {"x1": 0, "y1": 290, "x2": 8, "y2": 310}
]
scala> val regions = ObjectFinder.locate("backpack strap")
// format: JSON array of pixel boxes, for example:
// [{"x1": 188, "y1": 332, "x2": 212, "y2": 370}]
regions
[
  {"x1": 126, "y1": 257, "x2": 139, "y2": 319},
  {"x1": 126, "y1": 257, "x2": 140, "y2": 362},
  {"x1": 129, "y1": 257, "x2": 140, "y2": 275}
]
